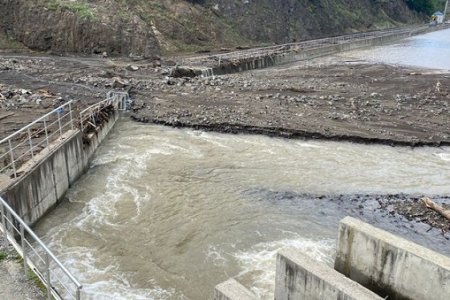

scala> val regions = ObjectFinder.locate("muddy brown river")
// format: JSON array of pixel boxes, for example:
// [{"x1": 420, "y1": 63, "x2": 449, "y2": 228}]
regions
[{"x1": 33, "y1": 119, "x2": 450, "y2": 300}]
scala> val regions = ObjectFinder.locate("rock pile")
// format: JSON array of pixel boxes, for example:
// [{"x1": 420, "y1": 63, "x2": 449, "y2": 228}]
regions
[{"x1": 0, "y1": 84, "x2": 61, "y2": 110}]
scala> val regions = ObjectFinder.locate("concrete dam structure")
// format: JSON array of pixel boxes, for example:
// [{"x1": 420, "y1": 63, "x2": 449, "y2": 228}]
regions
[{"x1": 216, "y1": 217, "x2": 450, "y2": 300}]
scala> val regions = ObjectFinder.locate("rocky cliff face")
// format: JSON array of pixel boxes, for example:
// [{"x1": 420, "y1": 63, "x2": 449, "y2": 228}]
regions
[
  {"x1": 0, "y1": 0, "x2": 422, "y2": 56},
  {"x1": 0, "y1": 0, "x2": 161, "y2": 58},
  {"x1": 204, "y1": 0, "x2": 420, "y2": 43}
]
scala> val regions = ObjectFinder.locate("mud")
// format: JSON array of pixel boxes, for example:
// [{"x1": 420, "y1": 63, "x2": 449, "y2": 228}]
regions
[
  {"x1": 246, "y1": 189, "x2": 450, "y2": 255},
  {"x1": 131, "y1": 57, "x2": 450, "y2": 146}
]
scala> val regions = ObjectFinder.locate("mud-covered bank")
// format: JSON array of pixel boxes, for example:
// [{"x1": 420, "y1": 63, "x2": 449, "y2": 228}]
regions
[
  {"x1": 248, "y1": 190, "x2": 450, "y2": 253},
  {"x1": 1, "y1": 54, "x2": 449, "y2": 148},
  {"x1": 129, "y1": 57, "x2": 450, "y2": 147},
  {"x1": 130, "y1": 116, "x2": 450, "y2": 147}
]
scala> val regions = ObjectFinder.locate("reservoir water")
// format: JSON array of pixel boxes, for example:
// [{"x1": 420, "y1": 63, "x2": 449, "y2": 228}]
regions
[
  {"x1": 34, "y1": 28, "x2": 450, "y2": 299},
  {"x1": 343, "y1": 27, "x2": 450, "y2": 70}
]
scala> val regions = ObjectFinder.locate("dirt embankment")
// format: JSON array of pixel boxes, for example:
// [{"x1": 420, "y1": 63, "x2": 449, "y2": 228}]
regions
[
  {"x1": 131, "y1": 56, "x2": 450, "y2": 147},
  {"x1": 1, "y1": 54, "x2": 449, "y2": 146},
  {"x1": 0, "y1": 0, "x2": 160, "y2": 58}
]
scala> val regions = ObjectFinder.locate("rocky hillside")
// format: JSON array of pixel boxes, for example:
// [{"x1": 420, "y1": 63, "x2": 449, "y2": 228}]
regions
[{"x1": 0, "y1": 0, "x2": 423, "y2": 57}]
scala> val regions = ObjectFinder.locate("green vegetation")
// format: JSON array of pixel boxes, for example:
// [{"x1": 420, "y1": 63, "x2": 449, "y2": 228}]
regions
[
  {"x1": 0, "y1": 251, "x2": 7, "y2": 261},
  {"x1": 0, "y1": 31, "x2": 26, "y2": 50},
  {"x1": 406, "y1": 0, "x2": 447, "y2": 15},
  {"x1": 16, "y1": 255, "x2": 51, "y2": 298},
  {"x1": 27, "y1": 269, "x2": 50, "y2": 296},
  {"x1": 46, "y1": 0, "x2": 95, "y2": 20}
]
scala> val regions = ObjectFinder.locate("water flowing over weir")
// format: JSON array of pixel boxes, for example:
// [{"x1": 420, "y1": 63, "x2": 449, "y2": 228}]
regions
[{"x1": 32, "y1": 120, "x2": 450, "y2": 299}]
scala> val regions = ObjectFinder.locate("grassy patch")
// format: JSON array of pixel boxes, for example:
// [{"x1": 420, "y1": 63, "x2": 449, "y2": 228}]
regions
[
  {"x1": 0, "y1": 31, "x2": 26, "y2": 50},
  {"x1": 47, "y1": 0, "x2": 96, "y2": 20},
  {"x1": 0, "y1": 251, "x2": 7, "y2": 261},
  {"x1": 27, "y1": 269, "x2": 50, "y2": 296}
]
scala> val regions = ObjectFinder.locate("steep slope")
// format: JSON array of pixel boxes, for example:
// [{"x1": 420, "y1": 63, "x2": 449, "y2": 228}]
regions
[
  {"x1": 0, "y1": 0, "x2": 423, "y2": 56},
  {"x1": 0, "y1": 0, "x2": 161, "y2": 58}
]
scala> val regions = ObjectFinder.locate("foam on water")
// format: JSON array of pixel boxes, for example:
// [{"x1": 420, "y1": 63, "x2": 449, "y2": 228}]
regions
[
  {"x1": 234, "y1": 237, "x2": 335, "y2": 298},
  {"x1": 56, "y1": 247, "x2": 174, "y2": 300},
  {"x1": 434, "y1": 152, "x2": 450, "y2": 162}
]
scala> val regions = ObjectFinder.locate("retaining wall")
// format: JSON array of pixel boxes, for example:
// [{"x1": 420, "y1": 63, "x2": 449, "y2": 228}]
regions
[
  {"x1": 0, "y1": 111, "x2": 118, "y2": 226},
  {"x1": 335, "y1": 216, "x2": 450, "y2": 300},
  {"x1": 275, "y1": 248, "x2": 382, "y2": 300}
]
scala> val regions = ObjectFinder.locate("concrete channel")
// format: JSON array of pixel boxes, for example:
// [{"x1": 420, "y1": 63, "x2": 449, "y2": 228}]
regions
[{"x1": 0, "y1": 92, "x2": 128, "y2": 299}]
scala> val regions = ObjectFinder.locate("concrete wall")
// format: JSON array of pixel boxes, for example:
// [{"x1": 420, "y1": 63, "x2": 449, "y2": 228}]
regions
[
  {"x1": 210, "y1": 27, "x2": 439, "y2": 76},
  {"x1": 275, "y1": 248, "x2": 382, "y2": 300},
  {"x1": 214, "y1": 279, "x2": 257, "y2": 300},
  {"x1": 335, "y1": 217, "x2": 450, "y2": 300},
  {"x1": 0, "y1": 111, "x2": 118, "y2": 226}
]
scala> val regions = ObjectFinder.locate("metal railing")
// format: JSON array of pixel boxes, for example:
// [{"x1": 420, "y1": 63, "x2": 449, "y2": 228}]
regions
[
  {"x1": 0, "y1": 91, "x2": 129, "y2": 180},
  {"x1": 0, "y1": 195, "x2": 82, "y2": 300},
  {"x1": 0, "y1": 90, "x2": 129, "y2": 299},
  {"x1": 80, "y1": 91, "x2": 129, "y2": 132},
  {"x1": 0, "y1": 101, "x2": 75, "y2": 179},
  {"x1": 180, "y1": 25, "x2": 428, "y2": 67}
]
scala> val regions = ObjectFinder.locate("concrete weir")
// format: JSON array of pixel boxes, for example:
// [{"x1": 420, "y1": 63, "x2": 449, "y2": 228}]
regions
[
  {"x1": 214, "y1": 279, "x2": 257, "y2": 300},
  {"x1": 275, "y1": 248, "x2": 382, "y2": 300},
  {"x1": 0, "y1": 109, "x2": 119, "y2": 226},
  {"x1": 215, "y1": 217, "x2": 450, "y2": 300},
  {"x1": 178, "y1": 25, "x2": 450, "y2": 78},
  {"x1": 335, "y1": 217, "x2": 450, "y2": 300}
]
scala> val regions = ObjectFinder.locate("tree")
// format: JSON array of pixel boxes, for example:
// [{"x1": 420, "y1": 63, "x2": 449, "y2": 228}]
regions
[{"x1": 406, "y1": 0, "x2": 446, "y2": 15}]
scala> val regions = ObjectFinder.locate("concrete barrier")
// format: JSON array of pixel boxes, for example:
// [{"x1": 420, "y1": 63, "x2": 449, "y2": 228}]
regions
[
  {"x1": 0, "y1": 110, "x2": 119, "y2": 225},
  {"x1": 275, "y1": 248, "x2": 383, "y2": 300},
  {"x1": 335, "y1": 216, "x2": 450, "y2": 300},
  {"x1": 214, "y1": 278, "x2": 257, "y2": 300}
]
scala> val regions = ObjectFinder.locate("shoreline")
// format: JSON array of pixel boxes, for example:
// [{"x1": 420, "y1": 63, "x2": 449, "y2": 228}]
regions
[{"x1": 130, "y1": 115, "x2": 450, "y2": 148}]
